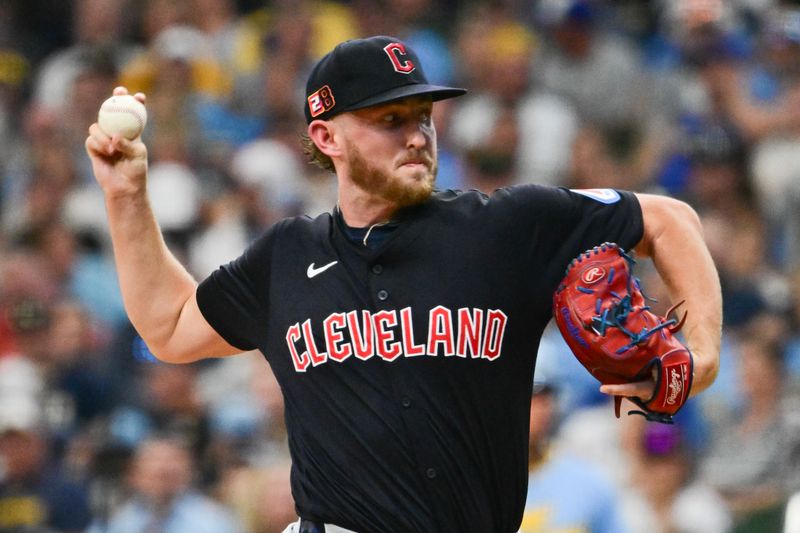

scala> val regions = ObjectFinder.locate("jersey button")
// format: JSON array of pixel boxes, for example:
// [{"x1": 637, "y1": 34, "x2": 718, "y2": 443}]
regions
[
  {"x1": 377, "y1": 289, "x2": 389, "y2": 301},
  {"x1": 401, "y1": 397, "x2": 411, "y2": 408},
  {"x1": 425, "y1": 468, "x2": 437, "y2": 479},
  {"x1": 371, "y1": 264, "x2": 383, "y2": 274}
]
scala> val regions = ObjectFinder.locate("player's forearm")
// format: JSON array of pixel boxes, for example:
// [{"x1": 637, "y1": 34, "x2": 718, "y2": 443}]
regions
[
  {"x1": 635, "y1": 194, "x2": 722, "y2": 394},
  {"x1": 105, "y1": 191, "x2": 198, "y2": 358}
]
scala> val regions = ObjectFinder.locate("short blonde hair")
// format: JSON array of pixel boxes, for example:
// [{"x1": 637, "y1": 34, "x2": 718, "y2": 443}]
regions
[{"x1": 300, "y1": 133, "x2": 335, "y2": 173}]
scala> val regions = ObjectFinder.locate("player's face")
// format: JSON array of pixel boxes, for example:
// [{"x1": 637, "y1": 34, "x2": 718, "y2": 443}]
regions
[{"x1": 341, "y1": 96, "x2": 438, "y2": 207}]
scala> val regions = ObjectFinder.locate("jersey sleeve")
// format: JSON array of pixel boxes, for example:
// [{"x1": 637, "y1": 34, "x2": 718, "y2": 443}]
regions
[
  {"x1": 196, "y1": 223, "x2": 280, "y2": 350},
  {"x1": 547, "y1": 187, "x2": 643, "y2": 252},
  {"x1": 499, "y1": 185, "x2": 644, "y2": 297}
]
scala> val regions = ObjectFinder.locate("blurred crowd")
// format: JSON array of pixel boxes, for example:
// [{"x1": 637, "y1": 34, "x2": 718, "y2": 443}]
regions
[{"x1": 1, "y1": 0, "x2": 800, "y2": 532}]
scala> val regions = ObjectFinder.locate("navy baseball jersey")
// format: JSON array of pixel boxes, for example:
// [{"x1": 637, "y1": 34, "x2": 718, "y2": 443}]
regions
[{"x1": 197, "y1": 185, "x2": 643, "y2": 533}]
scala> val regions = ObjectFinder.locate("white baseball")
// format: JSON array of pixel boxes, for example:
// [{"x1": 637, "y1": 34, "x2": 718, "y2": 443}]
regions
[{"x1": 97, "y1": 94, "x2": 147, "y2": 139}]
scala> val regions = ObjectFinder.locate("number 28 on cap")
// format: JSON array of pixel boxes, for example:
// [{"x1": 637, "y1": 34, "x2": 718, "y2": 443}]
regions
[{"x1": 308, "y1": 85, "x2": 336, "y2": 118}]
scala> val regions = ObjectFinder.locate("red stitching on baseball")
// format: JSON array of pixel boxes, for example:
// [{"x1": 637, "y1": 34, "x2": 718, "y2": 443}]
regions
[{"x1": 102, "y1": 106, "x2": 145, "y2": 130}]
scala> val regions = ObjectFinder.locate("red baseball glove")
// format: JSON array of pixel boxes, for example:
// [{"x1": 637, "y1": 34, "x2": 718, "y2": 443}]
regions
[{"x1": 552, "y1": 243, "x2": 692, "y2": 424}]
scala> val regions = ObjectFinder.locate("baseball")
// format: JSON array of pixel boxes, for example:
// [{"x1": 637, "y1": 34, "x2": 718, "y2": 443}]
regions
[{"x1": 97, "y1": 94, "x2": 147, "y2": 139}]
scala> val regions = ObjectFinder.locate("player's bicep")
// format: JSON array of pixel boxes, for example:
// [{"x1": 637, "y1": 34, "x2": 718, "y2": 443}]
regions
[
  {"x1": 633, "y1": 193, "x2": 702, "y2": 259},
  {"x1": 155, "y1": 291, "x2": 243, "y2": 363}
]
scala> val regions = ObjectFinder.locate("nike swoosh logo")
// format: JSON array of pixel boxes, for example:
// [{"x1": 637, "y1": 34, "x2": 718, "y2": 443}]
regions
[{"x1": 307, "y1": 261, "x2": 338, "y2": 278}]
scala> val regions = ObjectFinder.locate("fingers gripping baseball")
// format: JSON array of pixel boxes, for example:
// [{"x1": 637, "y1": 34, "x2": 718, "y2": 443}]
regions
[
  {"x1": 85, "y1": 87, "x2": 149, "y2": 197},
  {"x1": 98, "y1": 91, "x2": 147, "y2": 140}
]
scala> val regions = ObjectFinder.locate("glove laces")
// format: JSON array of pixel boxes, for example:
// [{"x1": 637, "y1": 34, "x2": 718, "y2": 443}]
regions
[{"x1": 579, "y1": 249, "x2": 683, "y2": 353}]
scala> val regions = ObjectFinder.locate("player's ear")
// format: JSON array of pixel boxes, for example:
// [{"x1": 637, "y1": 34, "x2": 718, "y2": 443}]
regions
[{"x1": 307, "y1": 119, "x2": 342, "y2": 159}]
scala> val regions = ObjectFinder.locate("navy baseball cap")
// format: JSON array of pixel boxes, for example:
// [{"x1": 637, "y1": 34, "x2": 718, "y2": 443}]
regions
[{"x1": 305, "y1": 35, "x2": 466, "y2": 123}]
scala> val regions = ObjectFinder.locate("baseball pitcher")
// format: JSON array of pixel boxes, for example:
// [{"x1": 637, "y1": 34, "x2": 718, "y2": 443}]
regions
[{"x1": 85, "y1": 36, "x2": 722, "y2": 533}]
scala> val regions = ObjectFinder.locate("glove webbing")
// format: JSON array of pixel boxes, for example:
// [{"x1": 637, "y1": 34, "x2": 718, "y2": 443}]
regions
[{"x1": 575, "y1": 248, "x2": 679, "y2": 352}]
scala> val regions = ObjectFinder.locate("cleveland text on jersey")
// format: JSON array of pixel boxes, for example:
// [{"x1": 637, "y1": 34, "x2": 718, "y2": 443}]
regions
[{"x1": 286, "y1": 305, "x2": 509, "y2": 371}]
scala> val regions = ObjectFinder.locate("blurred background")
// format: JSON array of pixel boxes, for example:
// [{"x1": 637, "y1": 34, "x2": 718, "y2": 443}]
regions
[{"x1": 1, "y1": 0, "x2": 800, "y2": 532}]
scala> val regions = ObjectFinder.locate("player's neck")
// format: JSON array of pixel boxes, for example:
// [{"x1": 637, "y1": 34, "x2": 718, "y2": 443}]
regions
[{"x1": 337, "y1": 189, "x2": 398, "y2": 228}]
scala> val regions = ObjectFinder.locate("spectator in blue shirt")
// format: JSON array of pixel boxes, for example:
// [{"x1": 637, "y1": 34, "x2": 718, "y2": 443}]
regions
[
  {"x1": 87, "y1": 436, "x2": 244, "y2": 533},
  {"x1": 521, "y1": 382, "x2": 630, "y2": 533}
]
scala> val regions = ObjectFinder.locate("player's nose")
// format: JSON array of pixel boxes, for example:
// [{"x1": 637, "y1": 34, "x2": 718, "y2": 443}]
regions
[{"x1": 405, "y1": 123, "x2": 430, "y2": 150}]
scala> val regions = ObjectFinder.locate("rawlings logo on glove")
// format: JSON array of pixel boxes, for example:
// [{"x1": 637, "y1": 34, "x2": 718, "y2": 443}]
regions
[{"x1": 553, "y1": 243, "x2": 693, "y2": 424}]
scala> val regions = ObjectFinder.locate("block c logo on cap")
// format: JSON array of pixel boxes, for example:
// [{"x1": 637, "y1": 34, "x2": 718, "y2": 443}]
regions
[
  {"x1": 308, "y1": 85, "x2": 335, "y2": 118},
  {"x1": 383, "y1": 43, "x2": 415, "y2": 74}
]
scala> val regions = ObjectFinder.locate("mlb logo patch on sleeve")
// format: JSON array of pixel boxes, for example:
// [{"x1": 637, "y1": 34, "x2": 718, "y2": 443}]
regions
[{"x1": 571, "y1": 188, "x2": 621, "y2": 204}]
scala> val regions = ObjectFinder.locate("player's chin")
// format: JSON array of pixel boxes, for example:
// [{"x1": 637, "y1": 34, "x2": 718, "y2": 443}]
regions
[{"x1": 394, "y1": 179, "x2": 434, "y2": 207}]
